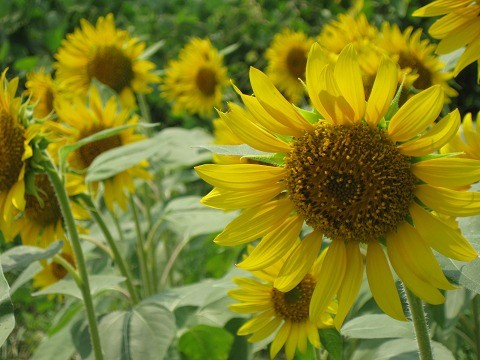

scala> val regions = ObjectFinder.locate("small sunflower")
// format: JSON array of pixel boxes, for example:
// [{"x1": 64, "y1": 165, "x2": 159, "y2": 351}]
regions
[
  {"x1": 196, "y1": 44, "x2": 480, "y2": 328},
  {"x1": 442, "y1": 112, "x2": 480, "y2": 160},
  {"x1": 33, "y1": 242, "x2": 76, "y2": 290},
  {"x1": 377, "y1": 23, "x2": 457, "y2": 102},
  {"x1": 49, "y1": 86, "x2": 151, "y2": 212},
  {"x1": 25, "y1": 68, "x2": 58, "y2": 119},
  {"x1": 54, "y1": 13, "x2": 159, "y2": 108},
  {"x1": 413, "y1": 0, "x2": 480, "y2": 81},
  {"x1": 161, "y1": 38, "x2": 229, "y2": 117},
  {"x1": 229, "y1": 247, "x2": 335, "y2": 360},
  {"x1": 265, "y1": 29, "x2": 314, "y2": 104}
]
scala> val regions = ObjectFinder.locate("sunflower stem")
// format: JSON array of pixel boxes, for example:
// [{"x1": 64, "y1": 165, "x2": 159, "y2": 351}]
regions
[
  {"x1": 78, "y1": 193, "x2": 140, "y2": 305},
  {"x1": 472, "y1": 295, "x2": 480, "y2": 360},
  {"x1": 405, "y1": 287, "x2": 434, "y2": 360},
  {"x1": 45, "y1": 158, "x2": 104, "y2": 360}
]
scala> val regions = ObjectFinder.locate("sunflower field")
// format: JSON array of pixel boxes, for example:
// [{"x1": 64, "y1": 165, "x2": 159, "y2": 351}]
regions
[{"x1": 2, "y1": 0, "x2": 480, "y2": 359}]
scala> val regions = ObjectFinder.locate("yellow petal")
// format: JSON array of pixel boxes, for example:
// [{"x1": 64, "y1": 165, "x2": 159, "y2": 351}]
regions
[
  {"x1": 334, "y1": 242, "x2": 364, "y2": 329},
  {"x1": 229, "y1": 302, "x2": 271, "y2": 314},
  {"x1": 270, "y1": 322, "x2": 291, "y2": 359},
  {"x1": 306, "y1": 322, "x2": 320, "y2": 348},
  {"x1": 306, "y1": 43, "x2": 330, "y2": 119},
  {"x1": 397, "y1": 109, "x2": 460, "y2": 157},
  {"x1": 285, "y1": 322, "x2": 299, "y2": 360},
  {"x1": 411, "y1": 157, "x2": 480, "y2": 187},
  {"x1": 275, "y1": 230, "x2": 323, "y2": 291},
  {"x1": 455, "y1": 40, "x2": 480, "y2": 77},
  {"x1": 366, "y1": 241, "x2": 407, "y2": 321},
  {"x1": 388, "y1": 85, "x2": 444, "y2": 142},
  {"x1": 412, "y1": 0, "x2": 472, "y2": 17},
  {"x1": 238, "y1": 309, "x2": 275, "y2": 335},
  {"x1": 237, "y1": 215, "x2": 303, "y2": 270},
  {"x1": 247, "y1": 317, "x2": 282, "y2": 342},
  {"x1": 215, "y1": 198, "x2": 294, "y2": 246},
  {"x1": 296, "y1": 322, "x2": 308, "y2": 354},
  {"x1": 410, "y1": 202, "x2": 478, "y2": 261},
  {"x1": 429, "y1": 6, "x2": 479, "y2": 38},
  {"x1": 436, "y1": 18, "x2": 480, "y2": 54},
  {"x1": 415, "y1": 184, "x2": 480, "y2": 217},
  {"x1": 365, "y1": 56, "x2": 398, "y2": 127},
  {"x1": 310, "y1": 240, "x2": 346, "y2": 322}
]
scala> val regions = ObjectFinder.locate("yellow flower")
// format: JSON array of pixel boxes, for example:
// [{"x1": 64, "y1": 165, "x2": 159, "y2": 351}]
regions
[
  {"x1": 0, "y1": 69, "x2": 40, "y2": 239},
  {"x1": 161, "y1": 38, "x2": 229, "y2": 117},
  {"x1": 377, "y1": 23, "x2": 457, "y2": 102},
  {"x1": 265, "y1": 29, "x2": 314, "y2": 104},
  {"x1": 195, "y1": 44, "x2": 480, "y2": 328},
  {"x1": 33, "y1": 242, "x2": 76, "y2": 290},
  {"x1": 229, "y1": 247, "x2": 335, "y2": 360},
  {"x1": 25, "y1": 68, "x2": 58, "y2": 119},
  {"x1": 413, "y1": 0, "x2": 480, "y2": 81},
  {"x1": 442, "y1": 112, "x2": 480, "y2": 160},
  {"x1": 54, "y1": 13, "x2": 159, "y2": 108},
  {"x1": 49, "y1": 86, "x2": 151, "y2": 212}
]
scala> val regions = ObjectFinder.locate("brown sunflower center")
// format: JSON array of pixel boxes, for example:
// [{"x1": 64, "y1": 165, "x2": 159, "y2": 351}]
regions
[
  {"x1": 196, "y1": 67, "x2": 217, "y2": 96},
  {"x1": 398, "y1": 52, "x2": 432, "y2": 91},
  {"x1": 25, "y1": 174, "x2": 62, "y2": 226},
  {"x1": 271, "y1": 274, "x2": 315, "y2": 322},
  {"x1": 286, "y1": 48, "x2": 307, "y2": 79},
  {"x1": 51, "y1": 252, "x2": 75, "y2": 280},
  {"x1": 285, "y1": 122, "x2": 416, "y2": 243},
  {"x1": 0, "y1": 111, "x2": 26, "y2": 191},
  {"x1": 77, "y1": 129, "x2": 123, "y2": 168},
  {"x1": 87, "y1": 46, "x2": 134, "y2": 92}
]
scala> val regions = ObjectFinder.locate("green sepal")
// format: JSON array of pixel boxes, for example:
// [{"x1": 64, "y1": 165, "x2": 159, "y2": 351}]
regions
[
  {"x1": 383, "y1": 77, "x2": 405, "y2": 125},
  {"x1": 294, "y1": 104, "x2": 322, "y2": 124},
  {"x1": 409, "y1": 152, "x2": 465, "y2": 164},
  {"x1": 244, "y1": 152, "x2": 285, "y2": 166}
]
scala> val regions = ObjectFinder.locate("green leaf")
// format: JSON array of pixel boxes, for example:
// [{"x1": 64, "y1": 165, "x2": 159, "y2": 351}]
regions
[
  {"x1": 98, "y1": 302, "x2": 176, "y2": 360},
  {"x1": 31, "y1": 322, "x2": 75, "y2": 360},
  {"x1": 13, "y1": 55, "x2": 38, "y2": 71},
  {"x1": 178, "y1": 324, "x2": 233, "y2": 360},
  {"x1": 319, "y1": 328, "x2": 343, "y2": 360},
  {"x1": 438, "y1": 256, "x2": 480, "y2": 294},
  {"x1": 342, "y1": 314, "x2": 414, "y2": 339},
  {"x1": 218, "y1": 42, "x2": 240, "y2": 57},
  {"x1": 32, "y1": 275, "x2": 126, "y2": 299},
  {"x1": 0, "y1": 241, "x2": 63, "y2": 272},
  {"x1": 10, "y1": 261, "x2": 42, "y2": 294},
  {"x1": 139, "y1": 40, "x2": 165, "y2": 59},
  {"x1": 197, "y1": 144, "x2": 273, "y2": 157},
  {"x1": 0, "y1": 262, "x2": 14, "y2": 348}
]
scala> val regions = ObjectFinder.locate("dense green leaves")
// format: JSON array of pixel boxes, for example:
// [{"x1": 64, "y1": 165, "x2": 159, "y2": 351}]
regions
[
  {"x1": 0, "y1": 263, "x2": 14, "y2": 348},
  {"x1": 178, "y1": 324, "x2": 233, "y2": 360}
]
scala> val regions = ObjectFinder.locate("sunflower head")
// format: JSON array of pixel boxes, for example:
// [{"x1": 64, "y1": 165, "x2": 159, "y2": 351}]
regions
[
  {"x1": 25, "y1": 68, "x2": 59, "y2": 119},
  {"x1": 161, "y1": 37, "x2": 229, "y2": 117},
  {"x1": 33, "y1": 243, "x2": 76, "y2": 291},
  {"x1": 54, "y1": 13, "x2": 160, "y2": 108}
]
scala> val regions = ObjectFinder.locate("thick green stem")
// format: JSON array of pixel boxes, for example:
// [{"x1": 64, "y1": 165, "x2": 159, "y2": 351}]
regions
[
  {"x1": 78, "y1": 194, "x2": 140, "y2": 305},
  {"x1": 46, "y1": 162, "x2": 104, "y2": 360},
  {"x1": 405, "y1": 287, "x2": 434, "y2": 360},
  {"x1": 473, "y1": 295, "x2": 480, "y2": 360}
]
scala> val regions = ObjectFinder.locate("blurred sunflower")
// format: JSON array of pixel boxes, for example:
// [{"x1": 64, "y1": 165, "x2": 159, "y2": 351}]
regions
[
  {"x1": 265, "y1": 29, "x2": 314, "y2": 104},
  {"x1": 0, "y1": 69, "x2": 41, "y2": 240},
  {"x1": 442, "y1": 112, "x2": 480, "y2": 160},
  {"x1": 229, "y1": 247, "x2": 335, "y2": 360},
  {"x1": 49, "y1": 87, "x2": 151, "y2": 212},
  {"x1": 33, "y1": 242, "x2": 76, "y2": 290},
  {"x1": 377, "y1": 23, "x2": 457, "y2": 102},
  {"x1": 161, "y1": 38, "x2": 229, "y2": 117},
  {"x1": 54, "y1": 13, "x2": 159, "y2": 108},
  {"x1": 196, "y1": 44, "x2": 480, "y2": 327},
  {"x1": 25, "y1": 68, "x2": 58, "y2": 119},
  {"x1": 413, "y1": 0, "x2": 480, "y2": 81}
]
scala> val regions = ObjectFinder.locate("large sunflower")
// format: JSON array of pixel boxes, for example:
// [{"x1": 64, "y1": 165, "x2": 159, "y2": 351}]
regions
[
  {"x1": 413, "y1": 0, "x2": 480, "y2": 81},
  {"x1": 54, "y1": 13, "x2": 159, "y2": 108},
  {"x1": 265, "y1": 29, "x2": 314, "y2": 104},
  {"x1": 195, "y1": 44, "x2": 480, "y2": 328},
  {"x1": 377, "y1": 23, "x2": 457, "y2": 102},
  {"x1": 161, "y1": 38, "x2": 229, "y2": 117},
  {"x1": 229, "y1": 247, "x2": 335, "y2": 360},
  {"x1": 49, "y1": 86, "x2": 151, "y2": 212},
  {"x1": 0, "y1": 69, "x2": 41, "y2": 239}
]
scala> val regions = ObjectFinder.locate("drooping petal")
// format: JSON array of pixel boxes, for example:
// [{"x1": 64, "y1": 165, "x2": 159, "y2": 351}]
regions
[
  {"x1": 411, "y1": 157, "x2": 480, "y2": 187},
  {"x1": 388, "y1": 85, "x2": 444, "y2": 142},
  {"x1": 247, "y1": 316, "x2": 282, "y2": 342},
  {"x1": 366, "y1": 241, "x2": 407, "y2": 321},
  {"x1": 237, "y1": 309, "x2": 276, "y2": 335},
  {"x1": 284, "y1": 322, "x2": 299, "y2": 360},
  {"x1": 275, "y1": 230, "x2": 323, "y2": 291},
  {"x1": 410, "y1": 202, "x2": 478, "y2": 261},
  {"x1": 455, "y1": 39, "x2": 480, "y2": 78},
  {"x1": 412, "y1": 0, "x2": 472, "y2": 17},
  {"x1": 270, "y1": 322, "x2": 291, "y2": 359},
  {"x1": 415, "y1": 184, "x2": 480, "y2": 217},
  {"x1": 306, "y1": 43, "x2": 330, "y2": 119}
]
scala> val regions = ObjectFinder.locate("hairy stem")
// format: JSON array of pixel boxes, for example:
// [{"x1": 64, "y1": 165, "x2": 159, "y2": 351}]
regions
[{"x1": 405, "y1": 287, "x2": 434, "y2": 360}]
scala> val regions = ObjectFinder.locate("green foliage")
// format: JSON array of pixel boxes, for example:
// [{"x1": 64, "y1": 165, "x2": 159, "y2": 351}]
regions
[{"x1": 178, "y1": 324, "x2": 234, "y2": 360}]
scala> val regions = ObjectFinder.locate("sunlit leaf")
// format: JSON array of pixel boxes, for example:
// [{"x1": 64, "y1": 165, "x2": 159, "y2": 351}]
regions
[{"x1": 0, "y1": 241, "x2": 63, "y2": 273}]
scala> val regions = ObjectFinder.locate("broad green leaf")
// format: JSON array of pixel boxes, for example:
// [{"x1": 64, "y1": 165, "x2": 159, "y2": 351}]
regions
[
  {"x1": 99, "y1": 302, "x2": 176, "y2": 360},
  {"x1": 31, "y1": 322, "x2": 75, "y2": 360},
  {"x1": 0, "y1": 262, "x2": 14, "y2": 348},
  {"x1": 178, "y1": 324, "x2": 233, "y2": 360},
  {"x1": 342, "y1": 314, "x2": 414, "y2": 339},
  {"x1": 0, "y1": 241, "x2": 63, "y2": 272},
  {"x1": 225, "y1": 318, "x2": 252, "y2": 360},
  {"x1": 319, "y1": 328, "x2": 343, "y2": 360},
  {"x1": 438, "y1": 256, "x2": 480, "y2": 294},
  {"x1": 32, "y1": 275, "x2": 126, "y2": 299},
  {"x1": 9, "y1": 261, "x2": 42, "y2": 294},
  {"x1": 197, "y1": 144, "x2": 273, "y2": 157},
  {"x1": 14, "y1": 55, "x2": 38, "y2": 71}
]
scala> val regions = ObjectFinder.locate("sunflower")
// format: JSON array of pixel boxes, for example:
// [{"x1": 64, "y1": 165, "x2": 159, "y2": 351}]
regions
[
  {"x1": 54, "y1": 13, "x2": 159, "y2": 109},
  {"x1": 195, "y1": 44, "x2": 480, "y2": 328},
  {"x1": 264, "y1": 29, "x2": 314, "y2": 104},
  {"x1": 377, "y1": 23, "x2": 457, "y2": 102},
  {"x1": 161, "y1": 38, "x2": 229, "y2": 117},
  {"x1": 413, "y1": 0, "x2": 480, "y2": 81},
  {"x1": 442, "y1": 112, "x2": 480, "y2": 160},
  {"x1": 25, "y1": 68, "x2": 58, "y2": 119},
  {"x1": 229, "y1": 247, "x2": 335, "y2": 360},
  {"x1": 33, "y1": 242, "x2": 76, "y2": 290},
  {"x1": 0, "y1": 69, "x2": 41, "y2": 239},
  {"x1": 49, "y1": 86, "x2": 151, "y2": 212}
]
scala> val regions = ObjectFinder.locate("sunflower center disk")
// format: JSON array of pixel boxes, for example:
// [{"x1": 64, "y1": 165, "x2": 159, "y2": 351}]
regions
[
  {"x1": 285, "y1": 122, "x2": 416, "y2": 243},
  {"x1": 196, "y1": 67, "x2": 217, "y2": 96},
  {"x1": 0, "y1": 111, "x2": 26, "y2": 192},
  {"x1": 286, "y1": 48, "x2": 307, "y2": 79},
  {"x1": 77, "y1": 132, "x2": 123, "y2": 168},
  {"x1": 51, "y1": 252, "x2": 75, "y2": 279},
  {"x1": 87, "y1": 46, "x2": 134, "y2": 92},
  {"x1": 398, "y1": 52, "x2": 432, "y2": 91},
  {"x1": 25, "y1": 174, "x2": 63, "y2": 226},
  {"x1": 272, "y1": 274, "x2": 315, "y2": 322}
]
